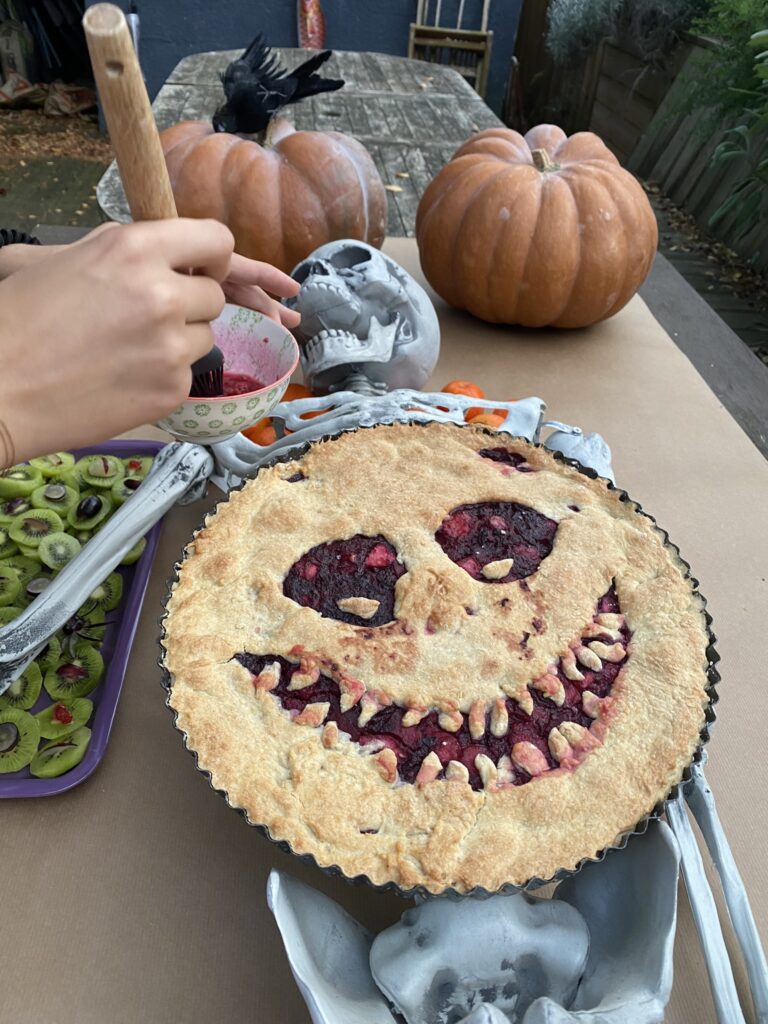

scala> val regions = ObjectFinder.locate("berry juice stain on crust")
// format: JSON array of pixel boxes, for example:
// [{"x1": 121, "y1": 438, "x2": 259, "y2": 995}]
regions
[
  {"x1": 222, "y1": 372, "x2": 265, "y2": 396},
  {"x1": 236, "y1": 588, "x2": 630, "y2": 791},
  {"x1": 436, "y1": 502, "x2": 558, "y2": 583},
  {"x1": 283, "y1": 535, "x2": 406, "y2": 627}
]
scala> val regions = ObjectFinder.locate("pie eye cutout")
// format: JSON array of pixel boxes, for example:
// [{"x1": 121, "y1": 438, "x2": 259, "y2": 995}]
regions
[
  {"x1": 283, "y1": 534, "x2": 406, "y2": 626},
  {"x1": 237, "y1": 587, "x2": 629, "y2": 791},
  {"x1": 436, "y1": 502, "x2": 558, "y2": 583},
  {"x1": 478, "y1": 447, "x2": 535, "y2": 472}
]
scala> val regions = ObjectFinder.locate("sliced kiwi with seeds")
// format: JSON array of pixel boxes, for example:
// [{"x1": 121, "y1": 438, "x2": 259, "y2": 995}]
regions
[
  {"x1": 0, "y1": 496, "x2": 33, "y2": 524},
  {"x1": 0, "y1": 605, "x2": 22, "y2": 626},
  {"x1": 67, "y1": 492, "x2": 112, "y2": 531},
  {"x1": 123, "y1": 455, "x2": 153, "y2": 478},
  {"x1": 0, "y1": 565, "x2": 20, "y2": 607},
  {"x1": 0, "y1": 662, "x2": 42, "y2": 711},
  {"x1": 0, "y1": 555, "x2": 42, "y2": 592},
  {"x1": 37, "y1": 633, "x2": 62, "y2": 673},
  {"x1": 9, "y1": 508, "x2": 63, "y2": 548},
  {"x1": 30, "y1": 725, "x2": 91, "y2": 778},
  {"x1": 81, "y1": 455, "x2": 125, "y2": 489},
  {"x1": 39, "y1": 532, "x2": 82, "y2": 571},
  {"x1": 0, "y1": 526, "x2": 17, "y2": 558},
  {"x1": 87, "y1": 572, "x2": 123, "y2": 612},
  {"x1": 31, "y1": 482, "x2": 79, "y2": 515},
  {"x1": 29, "y1": 452, "x2": 76, "y2": 479},
  {"x1": 44, "y1": 641, "x2": 103, "y2": 700},
  {"x1": 111, "y1": 475, "x2": 143, "y2": 506},
  {"x1": 0, "y1": 465, "x2": 44, "y2": 498},
  {"x1": 0, "y1": 707, "x2": 40, "y2": 772},
  {"x1": 120, "y1": 536, "x2": 146, "y2": 566},
  {"x1": 59, "y1": 467, "x2": 86, "y2": 492},
  {"x1": 36, "y1": 698, "x2": 93, "y2": 740},
  {"x1": 73, "y1": 529, "x2": 92, "y2": 544}
]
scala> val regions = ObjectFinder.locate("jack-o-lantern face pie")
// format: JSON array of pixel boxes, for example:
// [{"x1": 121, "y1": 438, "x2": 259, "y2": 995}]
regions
[{"x1": 162, "y1": 422, "x2": 713, "y2": 894}]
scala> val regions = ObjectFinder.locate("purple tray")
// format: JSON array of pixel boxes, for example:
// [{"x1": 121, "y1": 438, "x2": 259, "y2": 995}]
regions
[{"x1": 0, "y1": 440, "x2": 167, "y2": 798}]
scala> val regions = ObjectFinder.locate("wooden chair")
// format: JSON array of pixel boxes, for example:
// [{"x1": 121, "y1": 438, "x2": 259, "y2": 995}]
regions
[{"x1": 408, "y1": 0, "x2": 493, "y2": 98}]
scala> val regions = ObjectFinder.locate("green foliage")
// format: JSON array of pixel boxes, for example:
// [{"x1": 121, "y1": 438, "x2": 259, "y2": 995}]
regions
[
  {"x1": 690, "y1": 0, "x2": 768, "y2": 118},
  {"x1": 707, "y1": 29, "x2": 768, "y2": 246},
  {"x1": 545, "y1": 0, "x2": 706, "y2": 68}
]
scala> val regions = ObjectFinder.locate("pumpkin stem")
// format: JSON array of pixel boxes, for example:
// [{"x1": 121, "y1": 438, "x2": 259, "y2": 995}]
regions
[{"x1": 531, "y1": 148, "x2": 557, "y2": 172}]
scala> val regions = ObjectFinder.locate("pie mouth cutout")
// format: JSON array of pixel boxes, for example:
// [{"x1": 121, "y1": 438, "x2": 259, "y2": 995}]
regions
[{"x1": 236, "y1": 587, "x2": 629, "y2": 791}]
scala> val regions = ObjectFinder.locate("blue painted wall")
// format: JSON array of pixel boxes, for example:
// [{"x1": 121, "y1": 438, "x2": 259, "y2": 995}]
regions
[{"x1": 88, "y1": 0, "x2": 520, "y2": 115}]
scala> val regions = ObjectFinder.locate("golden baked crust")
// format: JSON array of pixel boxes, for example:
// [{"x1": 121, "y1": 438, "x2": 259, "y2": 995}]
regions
[{"x1": 162, "y1": 422, "x2": 711, "y2": 893}]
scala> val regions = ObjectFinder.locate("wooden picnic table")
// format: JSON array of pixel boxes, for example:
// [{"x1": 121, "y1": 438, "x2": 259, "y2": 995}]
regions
[
  {"x1": 6, "y1": 233, "x2": 768, "y2": 1024},
  {"x1": 96, "y1": 48, "x2": 502, "y2": 239}
]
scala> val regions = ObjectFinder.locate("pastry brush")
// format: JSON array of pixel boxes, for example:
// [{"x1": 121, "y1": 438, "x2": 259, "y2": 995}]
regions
[{"x1": 83, "y1": 3, "x2": 223, "y2": 398}]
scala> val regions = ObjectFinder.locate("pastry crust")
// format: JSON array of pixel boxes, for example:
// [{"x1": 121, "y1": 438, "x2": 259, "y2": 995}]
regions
[{"x1": 162, "y1": 422, "x2": 711, "y2": 893}]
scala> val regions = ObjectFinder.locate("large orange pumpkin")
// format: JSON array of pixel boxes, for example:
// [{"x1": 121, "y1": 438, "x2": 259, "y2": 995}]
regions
[
  {"x1": 416, "y1": 124, "x2": 658, "y2": 328},
  {"x1": 160, "y1": 117, "x2": 387, "y2": 273}
]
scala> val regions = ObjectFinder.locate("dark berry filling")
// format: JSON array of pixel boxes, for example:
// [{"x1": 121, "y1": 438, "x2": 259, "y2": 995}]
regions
[
  {"x1": 478, "y1": 448, "x2": 534, "y2": 471},
  {"x1": 283, "y1": 534, "x2": 406, "y2": 626},
  {"x1": 285, "y1": 472, "x2": 306, "y2": 483},
  {"x1": 436, "y1": 502, "x2": 558, "y2": 583},
  {"x1": 237, "y1": 587, "x2": 629, "y2": 790}
]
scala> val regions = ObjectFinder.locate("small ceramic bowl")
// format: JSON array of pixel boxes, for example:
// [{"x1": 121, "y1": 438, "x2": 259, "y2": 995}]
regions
[{"x1": 157, "y1": 304, "x2": 299, "y2": 443}]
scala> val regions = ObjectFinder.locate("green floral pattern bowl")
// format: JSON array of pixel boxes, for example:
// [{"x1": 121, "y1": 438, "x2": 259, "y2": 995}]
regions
[{"x1": 157, "y1": 304, "x2": 299, "y2": 442}]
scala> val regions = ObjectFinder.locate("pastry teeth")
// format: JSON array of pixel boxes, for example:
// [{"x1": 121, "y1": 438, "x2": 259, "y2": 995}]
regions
[
  {"x1": 252, "y1": 661, "x2": 281, "y2": 691},
  {"x1": 548, "y1": 726, "x2": 574, "y2": 764},
  {"x1": 336, "y1": 596, "x2": 380, "y2": 620},
  {"x1": 321, "y1": 722, "x2": 339, "y2": 748},
  {"x1": 469, "y1": 700, "x2": 487, "y2": 740},
  {"x1": 374, "y1": 748, "x2": 398, "y2": 784},
  {"x1": 481, "y1": 557, "x2": 514, "y2": 580},
  {"x1": 490, "y1": 698, "x2": 509, "y2": 737},
  {"x1": 445, "y1": 760, "x2": 470, "y2": 783},
  {"x1": 532, "y1": 671, "x2": 565, "y2": 707},
  {"x1": 561, "y1": 648, "x2": 584, "y2": 682},
  {"x1": 438, "y1": 709, "x2": 463, "y2": 733},
  {"x1": 474, "y1": 753, "x2": 497, "y2": 789},
  {"x1": 581, "y1": 622, "x2": 623, "y2": 642},
  {"x1": 292, "y1": 701, "x2": 330, "y2": 727},
  {"x1": 416, "y1": 751, "x2": 442, "y2": 786},
  {"x1": 496, "y1": 754, "x2": 514, "y2": 786},
  {"x1": 288, "y1": 665, "x2": 320, "y2": 690},
  {"x1": 596, "y1": 613, "x2": 624, "y2": 629},
  {"x1": 358, "y1": 694, "x2": 381, "y2": 728},
  {"x1": 588, "y1": 640, "x2": 626, "y2": 663},
  {"x1": 502, "y1": 682, "x2": 534, "y2": 715},
  {"x1": 576, "y1": 645, "x2": 602, "y2": 671},
  {"x1": 339, "y1": 675, "x2": 365, "y2": 712},
  {"x1": 581, "y1": 689, "x2": 607, "y2": 719},
  {"x1": 511, "y1": 741, "x2": 549, "y2": 777},
  {"x1": 559, "y1": 721, "x2": 601, "y2": 754},
  {"x1": 402, "y1": 706, "x2": 428, "y2": 727}
]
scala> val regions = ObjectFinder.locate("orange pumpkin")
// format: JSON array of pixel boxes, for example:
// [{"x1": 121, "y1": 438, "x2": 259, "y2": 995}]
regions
[
  {"x1": 160, "y1": 117, "x2": 387, "y2": 273},
  {"x1": 416, "y1": 125, "x2": 658, "y2": 328}
]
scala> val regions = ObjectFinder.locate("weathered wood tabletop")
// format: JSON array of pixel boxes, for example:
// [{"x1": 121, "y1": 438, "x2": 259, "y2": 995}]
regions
[{"x1": 96, "y1": 48, "x2": 502, "y2": 237}]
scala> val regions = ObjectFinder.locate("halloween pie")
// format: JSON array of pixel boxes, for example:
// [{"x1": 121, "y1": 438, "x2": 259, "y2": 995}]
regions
[{"x1": 161, "y1": 422, "x2": 714, "y2": 894}]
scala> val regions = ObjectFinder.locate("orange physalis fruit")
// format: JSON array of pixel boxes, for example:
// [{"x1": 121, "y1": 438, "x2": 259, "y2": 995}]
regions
[
  {"x1": 242, "y1": 419, "x2": 278, "y2": 446},
  {"x1": 468, "y1": 412, "x2": 506, "y2": 429},
  {"x1": 441, "y1": 380, "x2": 485, "y2": 399},
  {"x1": 284, "y1": 383, "x2": 314, "y2": 401}
]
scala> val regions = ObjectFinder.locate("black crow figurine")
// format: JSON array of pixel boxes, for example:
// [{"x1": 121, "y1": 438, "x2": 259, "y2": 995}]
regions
[{"x1": 212, "y1": 35, "x2": 345, "y2": 135}]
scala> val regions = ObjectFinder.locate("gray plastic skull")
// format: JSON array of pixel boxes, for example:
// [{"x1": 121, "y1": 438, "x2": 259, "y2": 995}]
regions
[{"x1": 286, "y1": 240, "x2": 440, "y2": 392}]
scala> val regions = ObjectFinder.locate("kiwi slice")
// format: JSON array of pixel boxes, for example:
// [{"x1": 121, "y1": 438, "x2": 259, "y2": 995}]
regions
[
  {"x1": 0, "y1": 496, "x2": 33, "y2": 523},
  {"x1": 37, "y1": 634, "x2": 62, "y2": 674},
  {"x1": 44, "y1": 641, "x2": 103, "y2": 700},
  {"x1": 123, "y1": 456, "x2": 153, "y2": 478},
  {"x1": 29, "y1": 452, "x2": 76, "y2": 479},
  {"x1": 120, "y1": 537, "x2": 146, "y2": 566},
  {"x1": 111, "y1": 476, "x2": 143, "y2": 506},
  {"x1": 0, "y1": 565, "x2": 20, "y2": 607},
  {"x1": 39, "y1": 532, "x2": 82, "y2": 571},
  {"x1": 81, "y1": 455, "x2": 124, "y2": 490},
  {"x1": 30, "y1": 725, "x2": 91, "y2": 778},
  {"x1": 67, "y1": 493, "x2": 112, "y2": 531},
  {"x1": 0, "y1": 707, "x2": 40, "y2": 772},
  {"x1": 87, "y1": 572, "x2": 123, "y2": 612},
  {"x1": 0, "y1": 555, "x2": 41, "y2": 592},
  {"x1": 36, "y1": 698, "x2": 93, "y2": 740},
  {"x1": 0, "y1": 662, "x2": 42, "y2": 711},
  {"x1": 73, "y1": 530, "x2": 92, "y2": 544},
  {"x1": 0, "y1": 606, "x2": 22, "y2": 626},
  {"x1": 9, "y1": 508, "x2": 63, "y2": 548},
  {"x1": 0, "y1": 465, "x2": 44, "y2": 498},
  {"x1": 31, "y1": 482, "x2": 79, "y2": 515},
  {"x1": 60, "y1": 467, "x2": 86, "y2": 492},
  {"x1": 0, "y1": 526, "x2": 17, "y2": 559}
]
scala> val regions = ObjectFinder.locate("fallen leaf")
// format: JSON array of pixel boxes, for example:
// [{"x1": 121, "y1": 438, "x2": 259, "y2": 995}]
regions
[{"x1": 385, "y1": 184, "x2": 403, "y2": 193}]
